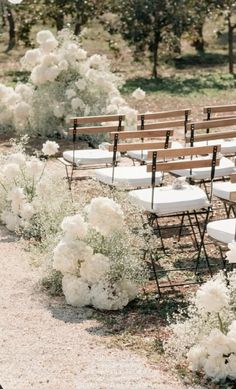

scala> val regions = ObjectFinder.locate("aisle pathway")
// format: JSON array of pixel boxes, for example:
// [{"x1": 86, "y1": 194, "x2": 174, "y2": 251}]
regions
[{"x1": 0, "y1": 226, "x2": 187, "y2": 389}]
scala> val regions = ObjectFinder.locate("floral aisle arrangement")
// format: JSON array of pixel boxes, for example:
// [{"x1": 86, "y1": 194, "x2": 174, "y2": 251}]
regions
[
  {"x1": 164, "y1": 266, "x2": 236, "y2": 382},
  {"x1": 53, "y1": 197, "x2": 146, "y2": 310},
  {"x1": 0, "y1": 29, "x2": 137, "y2": 138},
  {"x1": 0, "y1": 138, "x2": 73, "y2": 241}
]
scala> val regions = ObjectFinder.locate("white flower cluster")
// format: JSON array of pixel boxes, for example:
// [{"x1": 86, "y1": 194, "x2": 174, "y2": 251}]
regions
[
  {"x1": 53, "y1": 197, "x2": 139, "y2": 310},
  {"x1": 0, "y1": 140, "x2": 67, "y2": 238},
  {"x1": 164, "y1": 271, "x2": 236, "y2": 383},
  {"x1": 0, "y1": 29, "x2": 136, "y2": 137}
]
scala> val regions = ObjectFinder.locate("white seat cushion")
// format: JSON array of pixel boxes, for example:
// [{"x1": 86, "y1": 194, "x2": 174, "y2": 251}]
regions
[
  {"x1": 213, "y1": 182, "x2": 236, "y2": 201},
  {"x1": 127, "y1": 141, "x2": 183, "y2": 162},
  {"x1": 95, "y1": 166, "x2": 162, "y2": 188},
  {"x1": 63, "y1": 149, "x2": 120, "y2": 166},
  {"x1": 207, "y1": 218, "x2": 236, "y2": 244},
  {"x1": 188, "y1": 140, "x2": 236, "y2": 155},
  {"x1": 129, "y1": 185, "x2": 209, "y2": 215},
  {"x1": 171, "y1": 157, "x2": 235, "y2": 180}
]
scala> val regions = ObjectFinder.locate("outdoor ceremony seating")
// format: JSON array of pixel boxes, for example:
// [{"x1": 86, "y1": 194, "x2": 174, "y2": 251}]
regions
[
  {"x1": 128, "y1": 144, "x2": 221, "y2": 294},
  {"x1": 58, "y1": 114, "x2": 125, "y2": 188},
  {"x1": 126, "y1": 109, "x2": 191, "y2": 163},
  {"x1": 172, "y1": 118, "x2": 236, "y2": 185},
  {"x1": 200, "y1": 107, "x2": 236, "y2": 155},
  {"x1": 212, "y1": 173, "x2": 236, "y2": 217},
  {"x1": 95, "y1": 128, "x2": 173, "y2": 188}
]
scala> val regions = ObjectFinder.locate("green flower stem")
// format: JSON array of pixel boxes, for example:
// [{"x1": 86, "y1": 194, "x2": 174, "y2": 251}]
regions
[{"x1": 217, "y1": 313, "x2": 225, "y2": 334}]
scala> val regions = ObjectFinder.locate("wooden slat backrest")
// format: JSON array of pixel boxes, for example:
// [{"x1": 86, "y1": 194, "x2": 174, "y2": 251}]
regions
[
  {"x1": 109, "y1": 141, "x2": 170, "y2": 153},
  {"x1": 186, "y1": 118, "x2": 236, "y2": 132},
  {"x1": 186, "y1": 130, "x2": 236, "y2": 143},
  {"x1": 68, "y1": 114, "x2": 125, "y2": 136},
  {"x1": 137, "y1": 119, "x2": 185, "y2": 130},
  {"x1": 204, "y1": 105, "x2": 236, "y2": 114},
  {"x1": 70, "y1": 114, "x2": 125, "y2": 124},
  {"x1": 147, "y1": 145, "x2": 221, "y2": 160},
  {"x1": 109, "y1": 129, "x2": 174, "y2": 140},
  {"x1": 69, "y1": 125, "x2": 125, "y2": 134},
  {"x1": 137, "y1": 109, "x2": 191, "y2": 120},
  {"x1": 146, "y1": 157, "x2": 220, "y2": 172}
]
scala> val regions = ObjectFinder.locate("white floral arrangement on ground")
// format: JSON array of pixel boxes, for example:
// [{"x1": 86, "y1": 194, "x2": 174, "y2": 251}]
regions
[
  {"x1": 0, "y1": 138, "x2": 73, "y2": 241},
  {"x1": 0, "y1": 29, "x2": 137, "y2": 138},
  {"x1": 164, "y1": 266, "x2": 236, "y2": 383},
  {"x1": 53, "y1": 196, "x2": 146, "y2": 310}
]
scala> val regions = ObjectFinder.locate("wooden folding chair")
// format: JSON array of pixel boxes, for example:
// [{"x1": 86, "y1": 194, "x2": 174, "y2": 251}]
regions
[
  {"x1": 58, "y1": 114, "x2": 125, "y2": 189},
  {"x1": 95, "y1": 128, "x2": 173, "y2": 188},
  {"x1": 129, "y1": 145, "x2": 221, "y2": 295},
  {"x1": 127, "y1": 109, "x2": 191, "y2": 164},
  {"x1": 176, "y1": 118, "x2": 236, "y2": 187},
  {"x1": 213, "y1": 173, "x2": 236, "y2": 218}
]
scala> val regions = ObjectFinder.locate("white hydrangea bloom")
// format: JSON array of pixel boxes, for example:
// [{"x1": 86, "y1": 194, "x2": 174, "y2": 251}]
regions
[
  {"x1": 65, "y1": 89, "x2": 76, "y2": 99},
  {"x1": 86, "y1": 197, "x2": 124, "y2": 236},
  {"x1": 204, "y1": 355, "x2": 228, "y2": 382},
  {"x1": 8, "y1": 152, "x2": 26, "y2": 167},
  {"x1": 31, "y1": 65, "x2": 47, "y2": 85},
  {"x1": 8, "y1": 0, "x2": 22, "y2": 4},
  {"x1": 15, "y1": 84, "x2": 34, "y2": 102},
  {"x1": 41, "y1": 54, "x2": 59, "y2": 67},
  {"x1": 20, "y1": 202, "x2": 35, "y2": 221},
  {"x1": 53, "y1": 104, "x2": 65, "y2": 118},
  {"x1": 62, "y1": 275, "x2": 91, "y2": 307},
  {"x1": 36, "y1": 30, "x2": 55, "y2": 45},
  {"x1": 71, "y1": 97, "x2": 85, "y2": 111},
  {"x1": 119, "y1": 106, "x2": 137, "y2": 131},
  {"x1": 3, "y1": 163, "x2": 21, "y2": 179},
  {"x1": 205, "y1": 328, "x2": 231, "y2": 357},
  {"x1": 53, "y1": 239, "x2": 93, "y2": 275},
  {"x1": 58, "y1": 59, "x2": 69, "y2": 71},
  {"x1": 61, "y1": 214, "x2": 88, "y2": 240},
  {"x1": 26, "y1": 158, "x2": 43, "y2": 178},
  {"x1": 118, "y1": 279, "x2": 139, "y2": 301},
  {"x1": 195, "y1": 278, "x2": 230, "y2": 313},
  {"x1": 80, "y1": 253, "x2": 110, "y2": 285},
  {"x1": 13, "y1": 102, "x2": 31, "y2": 123},
  {"x1": 91, "y1": 281, "x2": 129, "y2": 310},
  {"x1": 187, "y1": 345, "x2": 208, "y2": 371},
  {"x1": 1, "y1": 211, "x2": 21, "y2": 231},
  {"x1": 40, "y1": 38, "x2": 58, "y2": 54},
  {"x1": 7, "y1": 187, "x2": 25, "y2": 213},
  {"x1": 75, "y1": 79, "x2": 86, "y2": 91},
  {"x1": 226, "y1": 241, "x2": 236, "y2": 263},
  {"x1": 21, "y1": 49, "x2": 41, "y2": 69},
  {"x1": 228, "y1": 320, "x2": 236, "y2": 338},
  {"x1": 5, "y1": 92, "x2": 21, "y2": 107},
  {"x1": 42, "y1": 140, "x2": 59, "y2": 156},
  {"x1": 132, "y1": 87, "x2": 146, "y2": 100}
]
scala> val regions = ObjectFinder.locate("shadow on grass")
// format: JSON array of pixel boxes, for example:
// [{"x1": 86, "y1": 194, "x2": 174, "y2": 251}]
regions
[
  {"x1": 173, "y1": 52, "x2": 230, "y2": 69},
  {"x1": 122, "y1": 72, "x2": 236, "y2": 95}
]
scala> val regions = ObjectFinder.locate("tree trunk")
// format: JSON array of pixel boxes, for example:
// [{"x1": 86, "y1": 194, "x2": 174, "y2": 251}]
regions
[
  {"x1": 192, "y1": 24, "x2": 205, "y2": 55},
  {"x1": 74, "y1": 21, "x2": 81, "y2": 36},
  {"x1": 228, "y1": 16, "x2": 234, "y2": 74},
  {"x1": 152, "y1": 33, "x2": 160, "y2": 78},
  {"x1": 55, "y1": 12, "x2": 64, "y2": 31},
  {"x1": 5, "y1": 6, "x2": 15, "y2": 52}
]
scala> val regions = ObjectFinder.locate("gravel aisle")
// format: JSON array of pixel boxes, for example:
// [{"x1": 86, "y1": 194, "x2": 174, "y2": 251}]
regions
[{"x1": 0, "y1": 226, "x2": 186, "y2": 389}]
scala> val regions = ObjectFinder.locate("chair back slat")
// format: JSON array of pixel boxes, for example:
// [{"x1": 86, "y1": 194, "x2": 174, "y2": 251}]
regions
[
  {"x1": 109, "y1": 141, "x2": 170, "y2": 153},
  {"x1": 185, "y1": 130, "x2": 236, "y2": 143},
  {"x1": 146, "y1": 157, "x2": 220, "y2": 172},
  {"x1": 109, "y1": 129, "x2": 174, "y2": 140},
  {"x1": 137, "y1": 119, "x2": 185, "y2": 130},
  {"x1": 147, "y1": 144, "x2": 221, "y2": 160},
  {"x1": 137, "y1": 109, "x2": 191, "y2": 120},
  {"x1": 70, "y1": 114, "x2": 125, "y2": 124},
  {"x1": 186, "y1": 118, "x2": 236, "y2": 132},
  {"x1": 203, "y1": 105, "x2": 236, "y2": 114},
  {"x1": 69, "y1": 125, "x2": 124, "y2": 134}
]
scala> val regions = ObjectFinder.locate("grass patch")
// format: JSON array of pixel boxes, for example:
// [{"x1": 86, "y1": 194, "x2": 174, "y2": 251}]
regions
[{"x1": 122, "y1": 73, "x2": 236, "y2": 95}]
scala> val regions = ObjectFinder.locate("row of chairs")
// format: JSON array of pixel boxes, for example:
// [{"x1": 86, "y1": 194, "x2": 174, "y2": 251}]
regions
[{"x1": 57, "y1": 104, "x2": 236, "y2": 295}]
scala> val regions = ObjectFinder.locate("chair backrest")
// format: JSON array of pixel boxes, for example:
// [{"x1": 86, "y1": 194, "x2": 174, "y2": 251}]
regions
[
  {"x1": 137, "y1": 109, "x2": 191, "y2": 135},
  {"x1": 204, "y1": 104, "x2": 236, "y2": 121},
  {"x1": 185, "y1": 118, "x2": 236, "y2": 146},
  {"x1": 146, "y1": 145, "x2": 221, "y2": 209},
  {"x1": 108, "y1": 128, "x2": 173, "y2": 183},
  {"x1": 69, "y1": 114, "x2": 125, "y2": 138}
]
